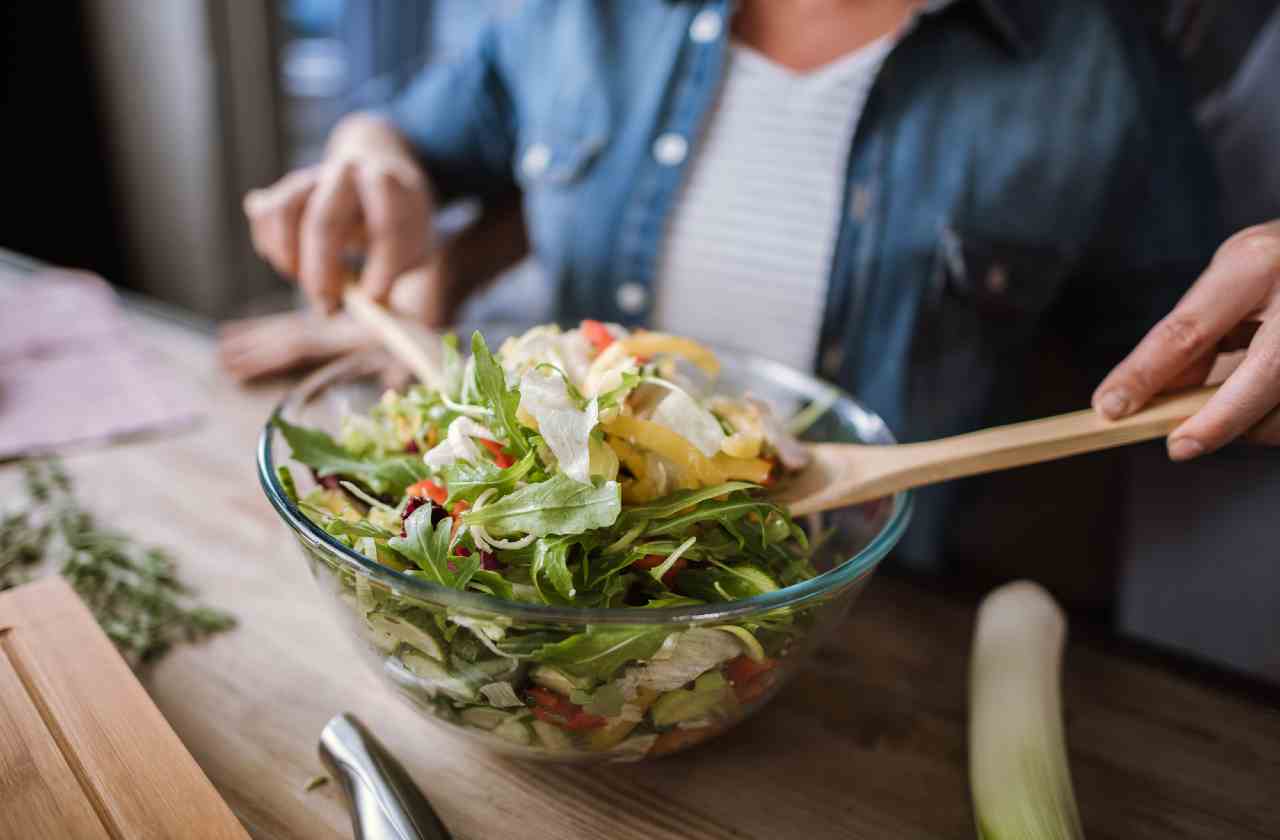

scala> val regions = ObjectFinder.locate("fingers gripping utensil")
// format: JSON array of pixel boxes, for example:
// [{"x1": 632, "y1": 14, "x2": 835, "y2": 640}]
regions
[
  {"x1": 319, "y1": 713, "x2": 453, "y2": 840},
  {"x1": 773, "y1": 386, "x2": 1218, "y2": 516},
  {"x1": 341, "y1": 286, "x2": 447, "y2": 393}
]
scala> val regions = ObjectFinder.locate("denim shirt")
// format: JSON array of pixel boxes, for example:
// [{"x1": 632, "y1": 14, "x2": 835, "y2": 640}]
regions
[{"x1": 385, "y1": 0, "x2": 1220, "y2": 568}]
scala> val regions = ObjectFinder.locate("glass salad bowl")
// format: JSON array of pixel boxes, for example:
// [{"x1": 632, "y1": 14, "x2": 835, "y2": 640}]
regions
[{"x1": 258, "y1": 341, "x2": 912, "y2": 763}]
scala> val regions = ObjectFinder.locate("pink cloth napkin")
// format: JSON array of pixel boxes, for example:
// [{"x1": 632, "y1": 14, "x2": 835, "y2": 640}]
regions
[{"x1": 0, "y1": 269, "x2": 203, "y2": 459}]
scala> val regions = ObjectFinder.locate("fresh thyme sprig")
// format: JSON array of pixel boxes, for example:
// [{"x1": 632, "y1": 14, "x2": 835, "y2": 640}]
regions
[{"x1": 1, "y1": 460, "x2": 235, "y2": 666}]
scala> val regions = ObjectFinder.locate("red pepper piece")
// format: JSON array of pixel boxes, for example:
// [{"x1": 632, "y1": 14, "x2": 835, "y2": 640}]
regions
[
  {"x1": 406, "y1": 479, "x2": 447, "y2": 505},
  {"x1": 632, "y1": 554, "x2": 665, "y2": 570},
  {"x1": 725, "y1": 656, "x2": 778, "y2": 703},
  {"x1": 580, "y1": 319, "x2": 615, "y2": 352},
  {"x1": 477, "y1": 438, "x2": 515, "y2": 468},
  {"x1": 661, "y1": 557, "x2": 688, "y2": 588},
  {"x1": 526, "y1": 687, "x2": 606, "y2": 730}
]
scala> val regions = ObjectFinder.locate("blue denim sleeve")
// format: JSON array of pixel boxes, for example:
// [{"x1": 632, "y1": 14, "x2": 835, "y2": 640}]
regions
[
  {"x1": 1055, "y1": 20, "x2": 1224, "y2": 379},
  {"x1": 377, "y1": 20, "x2": 518, "y2": 203}
]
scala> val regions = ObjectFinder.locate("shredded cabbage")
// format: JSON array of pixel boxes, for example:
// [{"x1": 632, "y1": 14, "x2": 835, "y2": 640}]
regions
[
  {"x1": 647, "y1": 382, "x2": 727, "y2": 457},
  {"x1": 518, "y1": 367, "x2": 598, "y2": 484}
]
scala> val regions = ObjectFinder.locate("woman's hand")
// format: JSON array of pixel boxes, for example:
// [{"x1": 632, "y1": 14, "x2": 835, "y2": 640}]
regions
[
  {"x1": 243, "y1": 114, "x2": 434, "y2": 312},
  {"x1": 217, "y1": 263, "x2": 438, "y2": 383},
  {"x1": 1093, "y1": 220, "x2": 1280, "y2": 459}
]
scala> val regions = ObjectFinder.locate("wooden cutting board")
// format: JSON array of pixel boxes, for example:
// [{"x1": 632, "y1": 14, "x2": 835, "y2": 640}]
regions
[{"x1": 0, "y1": 577, "x2": 250, "y2": 840}]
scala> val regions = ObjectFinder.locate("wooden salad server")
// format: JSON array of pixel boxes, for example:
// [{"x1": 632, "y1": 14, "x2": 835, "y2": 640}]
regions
[
  {"x1": 341, "y1": 286, "x2": 1216, "y2": 518},
  {"x1": 773, "y1": 387, "x2": 1217, "y2": 515},
  {"x1": 341, "y1": 286, "x2": 446, "y2": 391}
]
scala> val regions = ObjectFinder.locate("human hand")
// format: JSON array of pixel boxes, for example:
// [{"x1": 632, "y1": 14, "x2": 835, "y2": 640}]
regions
[
  {"x1": 243, "y1": 115, "x2": 434, "y2": 312},
  {"x1": 217, "y1": 264, "x2": 438, "y2": 383},
  {"x1": 1093, "y1": 220, "x2": 1280, "y2": 460}
]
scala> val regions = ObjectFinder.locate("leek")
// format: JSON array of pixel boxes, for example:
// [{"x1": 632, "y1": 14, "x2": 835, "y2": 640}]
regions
[{"x1": 969, "y1": 581, "x2": 1084, "y2": 840}]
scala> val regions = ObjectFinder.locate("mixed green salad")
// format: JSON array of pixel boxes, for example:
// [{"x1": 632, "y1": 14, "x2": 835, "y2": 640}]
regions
[{"x1": 276, "y1": 321, "x2": 824, "y2": 758}]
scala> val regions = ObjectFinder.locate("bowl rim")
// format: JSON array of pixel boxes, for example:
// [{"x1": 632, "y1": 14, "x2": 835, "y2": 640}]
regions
[{"x1": 257, "y1": 348, "x2": 913, "y2": 625}]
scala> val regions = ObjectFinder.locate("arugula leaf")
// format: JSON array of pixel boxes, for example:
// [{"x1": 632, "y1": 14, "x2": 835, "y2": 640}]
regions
[
  {"x1": 470, "y1": 331, "x2": 530, "y2": 458},
  {"x1": 495, "y1": 630, "x2": 574, "y2": 657},
  {"x1": 617, "y1": 482, "x2": 757, "y2": 525},
  {"x1": 532, "y1": 535, "x2": 581, "y2": 601},
  {"x1": 275, "y1": 417, "x2": 428, "y2": 496},
  {"x1": 596, "y1": 370, "x2": 642, "y2": 410},
  {"x1": 276, "y1": 465, "x2": 299, "y2": 502},
  {"x1": 531, "y1": 626, "x2": 673, "y2": 679},
  {"x1": 646, "y1": 497, "x2": 781, "y2": 537},
  {"x1": 587, "y1": 572, "x2": 634, "y2": 608},
  {"x1": 583, "y1": 550, "x2": 638, "y2": 589},
  {"x1": 643, "y1": 595, "x2": 706, "y2": 608},
  {"x1": 467, "y1": 569, "x2": 516, "y2": 601},
  {"x1": 441, "y1": 449, "x2": 538, "y2": 504},
  {"x1": 647, "y1": 536, "x2": 696, "y2": 583},
  {"x1": 323, "y1": 518, "x2": 396, "y2": 540},
  {"x1": 462, "y1": 474, "x2": 621, "y2": 537},
  {"x1": 389, "y1": 505, "x2": 479, "y2": 589}
]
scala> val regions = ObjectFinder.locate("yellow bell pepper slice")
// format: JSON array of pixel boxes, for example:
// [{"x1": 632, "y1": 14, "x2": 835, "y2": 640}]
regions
[
  {"x1": 614, "y1": 333, "x2": 720, "y2": 377},
  {"x1": 609, "y1": 437, "x2": 672, "y2": 502},
  {"x1": 710, "y1": 452, "x2": 772, "y2": 484},
  {"x1": 605, "y1": 415, "x2": 770, "y2": 487},
  {"x1": 608, "y1": 436, "x2": 648, "y2": 481}
]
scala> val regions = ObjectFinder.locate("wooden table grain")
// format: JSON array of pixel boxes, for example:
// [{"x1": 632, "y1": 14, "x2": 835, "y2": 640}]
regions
[{"x1": 4, "y1": 287, "x2": 1280, "y2": 839}]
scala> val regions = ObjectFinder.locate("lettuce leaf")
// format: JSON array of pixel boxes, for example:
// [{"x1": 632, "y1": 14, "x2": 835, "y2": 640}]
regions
[
  {"x1": 275, "y1": 417, "x2": 429, "y2": 496},
  {"x1": 519, "y1": 367, "x2": 598, "y2": 483},
  {"x1": 462, "y1": 474, "x2": 621, "y2": 538},
  {"x1": 649, "y1": 385, "x2": 725, "y2": 457}
]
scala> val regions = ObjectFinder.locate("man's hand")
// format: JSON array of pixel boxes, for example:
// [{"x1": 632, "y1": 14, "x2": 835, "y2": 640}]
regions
[
  {"x1": 243, "y1": 115, "x2": 434, "y2": 312},
  {"x1": 1093, "y1": 220, "x2": 1280, "y2": 460}
]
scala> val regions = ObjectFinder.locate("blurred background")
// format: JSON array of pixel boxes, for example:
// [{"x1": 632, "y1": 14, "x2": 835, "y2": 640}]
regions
[{"x1": 1, "y1": 0, "x2": 1278, "y2": 684}]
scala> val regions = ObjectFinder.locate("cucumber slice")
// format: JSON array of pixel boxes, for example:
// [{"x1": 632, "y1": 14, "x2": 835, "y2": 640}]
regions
[
  {"x1": 401, "y1": 650, "x2": 477, "y2": 702},
  {"x1": 531, "y1": 720, "x2": 575, "y2": 752},
  {"x1": 367, "y1": 613, "x2": 445, "y2": 660},
  {"x1": 650, "y1": 672, "x2": 732, "y2": 727},
  {"x1": 461, "y1": 707, "x2": 512, "y2": 731},
  {"x1": 531, "y1": 665, "x2": 595, "y2": 695},
  {"x1": 492, "y1": 716, "x2": 533, "y2": 746},
  {"x1": 711, "y1": 625, "x2": 766, "y2": 662}
]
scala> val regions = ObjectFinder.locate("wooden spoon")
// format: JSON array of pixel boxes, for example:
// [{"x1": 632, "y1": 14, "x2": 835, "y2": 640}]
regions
[
  {"x1": 773, "y1": 387, "x2": 1217, "y2": 516},
  {"x1": 338, "y1": 288, "x2": 1215, "y2": 518},
  {"x1": 341, "y1": 286, "x2": 447, "y2": 392}
]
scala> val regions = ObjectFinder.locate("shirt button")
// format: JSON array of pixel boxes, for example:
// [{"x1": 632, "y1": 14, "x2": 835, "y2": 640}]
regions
[
  {"x1": 985, "y1": 263, "x2": 1009, "y2": 294},
  {"x1": 520, "y1": 143, "x2": 551, "y2": 179},
  {"x1": 689, "y1": 9, "x2": 723, "y2": 43},
  {"x1": 616, "y1": 282, "x2": 648, "y2": 315},
  {"x1": 821, "y1": 345, "x2": 844, "y2": 378},
  {"x1": 850, "y1": 185, "x2": 872, "y2": 221},
  {"x1": 652, "y1": 133, "x2": 688, "y2": 166}
]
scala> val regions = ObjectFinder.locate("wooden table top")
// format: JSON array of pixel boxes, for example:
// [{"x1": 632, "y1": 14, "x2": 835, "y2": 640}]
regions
[{"x1": 4, "y1": 280, "x2": 1279, "y2": 839}]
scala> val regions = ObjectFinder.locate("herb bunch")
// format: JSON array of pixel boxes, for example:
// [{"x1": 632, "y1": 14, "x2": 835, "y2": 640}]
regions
[{"x1": 1, "y1": 460, "x2": 234, "y2": 666}]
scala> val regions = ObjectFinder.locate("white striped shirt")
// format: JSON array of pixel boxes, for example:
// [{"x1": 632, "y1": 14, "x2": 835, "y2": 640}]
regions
[{"x1": 652, "y1": 35, "x2": 895, "y2": 372}]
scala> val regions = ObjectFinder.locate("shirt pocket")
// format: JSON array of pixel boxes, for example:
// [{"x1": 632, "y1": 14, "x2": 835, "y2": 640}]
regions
[
  {"x1": 932, "y1": 224, "x2": 1070, "y2": 325},
  {"x1": 514, "y1": 82, "x2": 610, "y2": 189},
  {"x1": 910, "y1": 224, "x2": 1074, "y2": 429}
]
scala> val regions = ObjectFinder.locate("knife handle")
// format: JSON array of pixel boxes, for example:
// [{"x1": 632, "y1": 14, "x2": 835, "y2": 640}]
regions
[{"x1": 319, "y1": 713, "x2": 453, "y2": 840}]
